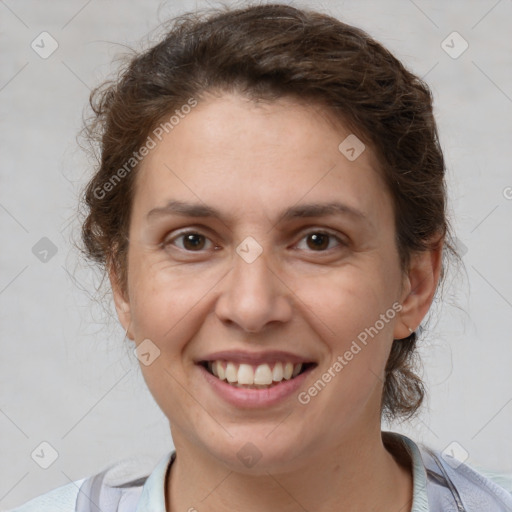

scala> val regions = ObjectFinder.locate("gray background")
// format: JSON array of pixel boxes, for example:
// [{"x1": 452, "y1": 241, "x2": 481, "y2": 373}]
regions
[{"x1": 1, "y1": 0, "x2": 511, "y2": 508}]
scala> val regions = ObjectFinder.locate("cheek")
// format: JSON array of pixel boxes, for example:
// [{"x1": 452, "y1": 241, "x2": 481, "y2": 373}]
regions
[
  {"x1": 297, "y1": 264, "x2": 397, "y2": 336},
  {"x1": 126, "y1": 258, "x2": 219, "y2": 346},
  {"x1": 294, "y1": 271, "x2": 398, "y2": 416},
  {"x1": 293, "y1": 262, "x2": 400, "y2": 394}
]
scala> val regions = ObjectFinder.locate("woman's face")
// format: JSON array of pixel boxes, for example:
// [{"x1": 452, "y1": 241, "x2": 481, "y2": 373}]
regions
[{"x1": 115, "y1": 92, "x2": 416, "y2": 472}]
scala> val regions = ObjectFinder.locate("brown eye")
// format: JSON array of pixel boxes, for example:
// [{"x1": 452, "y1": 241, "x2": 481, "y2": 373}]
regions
[
  {"x1": 165, "y1": 231, "x2": 213, "y2": 252},
  {"x1": 182, "y1": 233, "x2": 206, "y2": 250},
  {"x1": 307, "y1": 233, "x2": 330, "y2": 250},
  {"x1": 296, "y1": 231, "x2": 344, "y2": 252}
]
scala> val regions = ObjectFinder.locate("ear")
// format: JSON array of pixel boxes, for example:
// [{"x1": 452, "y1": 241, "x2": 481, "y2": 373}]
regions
[
  {"x1": 108, "y1": 261, "x2": 134, "y2": 340},
  {"x1": 394, "y1": 238, "x2": 443, "y2": 339}
]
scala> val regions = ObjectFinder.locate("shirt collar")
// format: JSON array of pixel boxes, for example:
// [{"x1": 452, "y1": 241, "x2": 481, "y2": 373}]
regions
[
  {"x1": 135, "y1": 451, "x2": 174, "y2": 512},
  {"x1": 382, "y1": 431, "x2": 430, "y2": 512}
]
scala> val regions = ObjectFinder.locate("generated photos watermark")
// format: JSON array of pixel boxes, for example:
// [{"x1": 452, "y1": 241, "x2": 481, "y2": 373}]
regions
[
  {"x1": 93, "y1": 97, "x2": 198, "y2": 200},
  {"x1": 298, "y1": 302, "x2": 403, "y2": 405}
]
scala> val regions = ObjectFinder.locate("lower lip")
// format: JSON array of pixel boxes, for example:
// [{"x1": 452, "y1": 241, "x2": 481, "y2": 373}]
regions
[{"x1": 197, "y1": 364, "x2": 315, "y2": 408}]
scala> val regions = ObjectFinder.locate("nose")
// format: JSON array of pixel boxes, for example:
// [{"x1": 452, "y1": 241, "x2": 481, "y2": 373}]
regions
[{"x1": 214, "y1": 247, "x2": 293, "y2": 333}]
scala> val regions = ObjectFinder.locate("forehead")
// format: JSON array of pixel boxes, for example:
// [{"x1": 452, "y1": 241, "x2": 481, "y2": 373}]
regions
[{"x1": 132, "y1": 93, "x2": 391, "y2": 225}]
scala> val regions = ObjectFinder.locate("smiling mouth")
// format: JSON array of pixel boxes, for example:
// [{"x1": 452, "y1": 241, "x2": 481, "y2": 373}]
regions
[{"x1": 199, "y1": 360, "x2": 317, "y2": 389}]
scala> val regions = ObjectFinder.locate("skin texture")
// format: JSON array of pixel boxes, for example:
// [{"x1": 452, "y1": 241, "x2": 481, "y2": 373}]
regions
[{"x1": 112, "y1": 93, "x2": 442, "y2": 511}]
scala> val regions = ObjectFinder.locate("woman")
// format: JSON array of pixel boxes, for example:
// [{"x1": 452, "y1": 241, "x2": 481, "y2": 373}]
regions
[{"x1": 11, "y1": 3, "x2": 512, "y2": 511}]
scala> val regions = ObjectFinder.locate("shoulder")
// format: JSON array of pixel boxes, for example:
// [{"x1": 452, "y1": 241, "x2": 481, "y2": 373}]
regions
[
  {"x1": 7, "y1": 479, "x2": 85, "y2": 512},
  {"x1": 7, "y1": 454, "x2": 161, "y2": 512},
  {"x1": 384, "y1": 432, "x2": 512, "y2": 511},
  {"x1": 477, "y1": 469, "x2": 512, "y2": 495},
  {"x1": 419, "y1": 442, "x2": 512, "y2": 511}
]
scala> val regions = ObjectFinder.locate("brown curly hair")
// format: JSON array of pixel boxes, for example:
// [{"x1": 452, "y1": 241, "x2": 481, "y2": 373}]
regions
[{"x1": 80, "y1": 3, "x2": 454, "y2": 422}]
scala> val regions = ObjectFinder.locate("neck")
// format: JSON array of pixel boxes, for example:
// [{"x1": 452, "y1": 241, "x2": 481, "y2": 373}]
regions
[{"x1": 166, "y1": 429, "x2": 413, "y2": 512}]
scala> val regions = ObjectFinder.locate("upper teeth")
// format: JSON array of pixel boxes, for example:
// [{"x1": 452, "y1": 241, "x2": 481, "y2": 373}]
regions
[{"x1": 208, "y1": 361, "x2": 303, "y2": 385}]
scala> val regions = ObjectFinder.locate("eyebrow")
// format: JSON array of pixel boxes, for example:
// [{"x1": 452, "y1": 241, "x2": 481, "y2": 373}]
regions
[{"x1": 146, "y1": 199, "x2": 371, "y2": 227}]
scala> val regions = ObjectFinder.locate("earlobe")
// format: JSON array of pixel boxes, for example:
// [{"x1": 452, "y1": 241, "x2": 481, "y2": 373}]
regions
[{"x1": 394, "y1": 240, "x2": 443, "y2": 340}]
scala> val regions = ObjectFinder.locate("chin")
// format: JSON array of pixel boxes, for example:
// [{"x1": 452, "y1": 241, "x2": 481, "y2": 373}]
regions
[{"x1": 200, "y1": 427, "x2": 310, "y2": 475}]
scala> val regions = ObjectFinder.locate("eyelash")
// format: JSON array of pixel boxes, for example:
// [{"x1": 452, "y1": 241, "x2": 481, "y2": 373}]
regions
[{"x1": 162, "y1": 228, "x2": 347, "y2": 254}]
